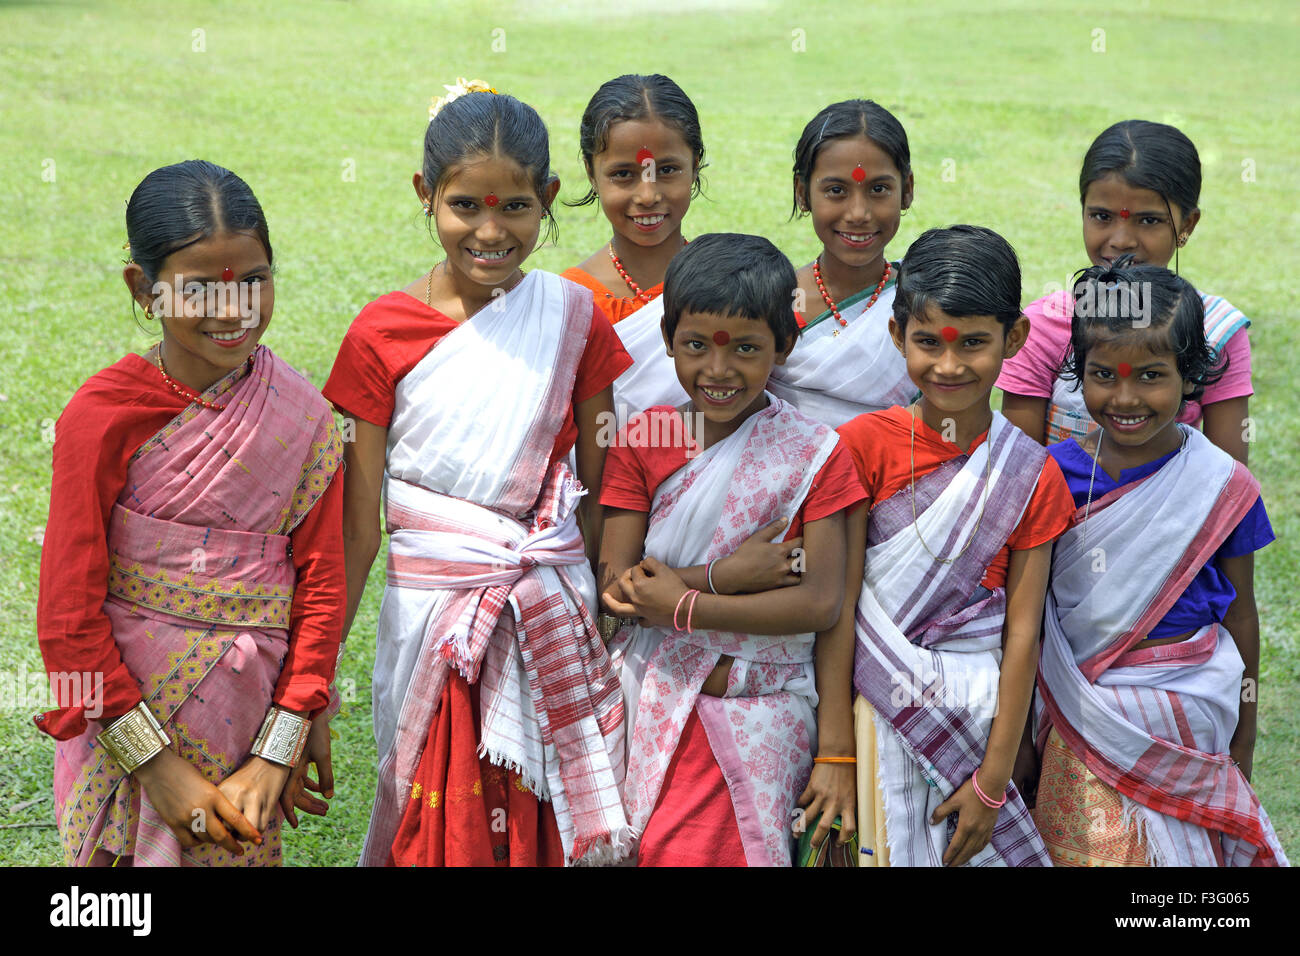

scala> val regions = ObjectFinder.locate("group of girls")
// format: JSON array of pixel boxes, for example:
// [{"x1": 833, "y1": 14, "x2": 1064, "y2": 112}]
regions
[{"x1": 34, "y1": 70, "x2": 1287, "y2": 867}]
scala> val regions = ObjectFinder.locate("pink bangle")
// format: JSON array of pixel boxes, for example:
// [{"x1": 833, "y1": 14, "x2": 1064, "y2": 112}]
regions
[
  {"x1": 673, "y1": 590, "x2": 692, "y2": 632},
  {"x1": 684, "y1": 589, "x2": 701, "y2": 633},
  {"x1": 970, "y1": 769, "x2": 1006, "y2": 809}
]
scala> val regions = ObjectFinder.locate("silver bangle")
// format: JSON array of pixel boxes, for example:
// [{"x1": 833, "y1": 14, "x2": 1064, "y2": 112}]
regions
[
  {"x1": 97, "y1": 702, "x2": 170, "y2": 773},
  {"x1": 707, "y1": 558, "x2": 720, "y2": 595},
  {"x1": 251, "y1": 707, "x2": 312, "y2": 767}
]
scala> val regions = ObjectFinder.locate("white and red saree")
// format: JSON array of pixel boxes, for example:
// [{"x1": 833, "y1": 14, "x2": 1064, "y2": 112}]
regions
[
  {"x1": 611, "y1": 396, "x2": 839, "y2": 866},
  {"x1": 360, "y1": 270, "x2": 629, "y2": 866},
  {"x1": 1034, "y1": 426, "x2": 1287, "y2": 866}
]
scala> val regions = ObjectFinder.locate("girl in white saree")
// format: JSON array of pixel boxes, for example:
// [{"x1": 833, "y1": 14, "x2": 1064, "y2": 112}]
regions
[
  {"x1": 326, "y1": 86, "x2": 632, "y2": 866},
  {"x1": 1029, "y1": 258, "x2": 1286, "y2": 866}
]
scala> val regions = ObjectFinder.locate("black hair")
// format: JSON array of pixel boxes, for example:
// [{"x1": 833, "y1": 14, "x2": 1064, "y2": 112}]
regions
[
  {"x1": 569, "y1": 74, "x2": 705, "y2": 207},
  {"x1": 791, "y1": 99, "x2": 910, "y2": 218},
  {"x1": 1061, "y1": 254, "x2": 1224, "y2": 403},
  {"x1": 892, "y1": 225, "x2": 1021, "y2": 335},
  {"x1": 662, "y1": 233, "x2": 800, "y2": 352},
  {"x1": 125, "y1": 160, "x2": 272, "y2": 282},
  {"x1": 423, "y1": 91, "x2": 558, "y2": 243},
  {"x1": 1079, "y1": 120, "x2": 1200, "y2": 271},
  {"x1": 1079, "y1": 120, "x2": 1200, "y2": 217}
]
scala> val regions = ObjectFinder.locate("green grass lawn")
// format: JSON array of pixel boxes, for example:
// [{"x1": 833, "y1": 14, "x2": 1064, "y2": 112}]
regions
[{"x1": 1, "y1": 0, "x2": 1296, "y2": 866}]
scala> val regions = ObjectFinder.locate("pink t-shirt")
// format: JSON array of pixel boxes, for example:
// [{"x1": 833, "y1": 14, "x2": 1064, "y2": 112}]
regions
[{"x1": 997, "y1": 289, "x2": 1253, "y2": 439}]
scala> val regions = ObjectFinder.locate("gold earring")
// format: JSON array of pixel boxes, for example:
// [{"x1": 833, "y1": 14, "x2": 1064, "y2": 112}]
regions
[{"x1": 1177, "y1": 235, "x2": 1188, "y2": 247}]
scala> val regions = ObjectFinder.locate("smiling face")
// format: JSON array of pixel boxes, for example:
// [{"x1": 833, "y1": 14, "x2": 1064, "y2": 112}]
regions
[
  {"x1": 427, "y1": 152, "x2": 547, "y2": 290},
  {"x1": 667, "y1": 309, "x2": 789, "y2": 439},
  {"x1": 1082, "y1": 173, "x2": 1199, "y2": 269},
  {"x1": 129, "y1": 230, "x2": 273, "y2": 392},
  {"x1": 1080, "y1": 333, "x2": 1192, "y2": 455},
  {"x1": 890, "y1": 304, "x2": 1025, "y2": 417},
  {"x1": 799, "y1": 135, "x2": 911, "y2": 274},
  {"x1": 589, "y1": 117, "x2": 696, "y2": 251}
]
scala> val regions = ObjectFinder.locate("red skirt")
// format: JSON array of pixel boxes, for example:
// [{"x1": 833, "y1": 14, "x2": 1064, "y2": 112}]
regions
[
  {"x1": 390, "y1": 671, "x2": 564, "y2": 867},
  {"x1": 637, "y1": 707, "x2": 747, "y2": 867}
]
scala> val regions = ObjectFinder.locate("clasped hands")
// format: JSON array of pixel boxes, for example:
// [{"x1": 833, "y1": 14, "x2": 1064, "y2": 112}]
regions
[{"x1": 601, "y1": 517, "x2": 803, "y2": 627}]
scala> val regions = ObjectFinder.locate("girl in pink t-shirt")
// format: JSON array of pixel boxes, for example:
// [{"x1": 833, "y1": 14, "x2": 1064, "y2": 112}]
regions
[{"x1": 998, "y1": 120, "x2": 1253, "y2": 463}]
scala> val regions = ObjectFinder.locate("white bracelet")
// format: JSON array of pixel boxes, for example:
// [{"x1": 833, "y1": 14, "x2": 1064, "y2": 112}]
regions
[
  {"x1": 251, "y1": 707, "x2": 312, "y2": 767},
  {"x1": 707, "y1": 558, "x2": 720, "y2": 595},
  {"x1": 97, "y1": 702, "x2": 170, "y2": 773}
]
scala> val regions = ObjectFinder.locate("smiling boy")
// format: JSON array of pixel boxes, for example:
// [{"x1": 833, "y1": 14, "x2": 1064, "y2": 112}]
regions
[{"x1": 598, "y1": 233, "x2": 866, "y2": 865}]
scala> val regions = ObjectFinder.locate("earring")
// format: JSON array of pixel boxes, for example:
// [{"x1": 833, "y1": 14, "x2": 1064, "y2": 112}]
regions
[{"x1": 1177, "y1": 235, "x2": 1188, "y2": 247}]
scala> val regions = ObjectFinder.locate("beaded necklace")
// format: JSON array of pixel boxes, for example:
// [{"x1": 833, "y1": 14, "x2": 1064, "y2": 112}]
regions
[
  {"x1": 153, "y1": 345, "x2": 232, "y2": 411},
  {"x1": 813, "y1": 258, "x2": 891, "y2": 337}
]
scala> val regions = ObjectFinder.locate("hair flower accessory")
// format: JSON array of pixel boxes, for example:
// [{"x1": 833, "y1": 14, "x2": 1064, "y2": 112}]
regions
[{"x1": 429, "y1": 78, "x2": 498, "y2": 122}]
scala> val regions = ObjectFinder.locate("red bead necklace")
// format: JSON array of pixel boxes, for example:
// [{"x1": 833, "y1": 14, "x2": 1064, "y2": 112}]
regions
[
  {"x1": 607, "y1": 243, "x2": 653, "y2": 304},
  {"x1": 154, "y1": 346, "x2": 230, "y2": 411},
  {"x1": 814, "y1": 258, "x2": 892, "y2": 334}
]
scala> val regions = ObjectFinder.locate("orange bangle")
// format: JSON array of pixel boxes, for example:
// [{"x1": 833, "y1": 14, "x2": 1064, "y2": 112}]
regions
[{"x1": 813, "y1": 756, "x2": 857, "y2": 764}]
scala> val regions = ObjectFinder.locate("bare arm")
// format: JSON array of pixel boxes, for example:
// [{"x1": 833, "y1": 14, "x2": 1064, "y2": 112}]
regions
[
  {"x1": 981, "y1": 541, "x2": 1053, "y2": 792},
  {"x1": 1220, "y1": 551, "x2": 1259, "y2": 779},
  {"x1": 574, "y1": 386, "x2": 615, "y2": 569},
  {"x1": 1200, "y1": 396, "x2": 1250, "y2": 466},
  {"x1": 338, "y1": 413, "x2": 388, "y2": 639},
  {"x1": 798, "y1": 505, "x2": 868, "y2": 848},
  {"x1": 1000, "y1": 392, "x2": 1048, "y2": 446}
]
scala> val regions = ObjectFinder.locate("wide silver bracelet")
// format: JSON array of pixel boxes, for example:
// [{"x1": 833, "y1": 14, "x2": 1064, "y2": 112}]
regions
[
  {"x1": 97, "y1": 702, "x2": 170, "y2": 773},
  {"x1": 251, "y1": 707, "x2": 312, "y2": 767}
]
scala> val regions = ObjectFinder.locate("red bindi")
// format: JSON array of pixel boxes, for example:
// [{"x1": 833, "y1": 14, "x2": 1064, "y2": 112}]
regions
[
  {"x1": 221, "y1": 267, "x2": 234, "y2": 281},
  {"x1": 712, "y1": 330, "x2": 730, "y2": 346},
  {"x1": 1117, "y1": 362, "x2": 1133, "y2": 378},
  {"x1": 851, "y1": 164, "x2": 867, "y2": 183},
  {"x1": 483, "y1": 193, "x2": 499, "y2": 207},
  {"x1": 1119, "y1": 207, "x2": 1130, "y2": 219},
  {"x1": 941, "y1": 326, "x2": 959, "y2": 342},
  {"x1": 636, "y1": 147, "x2": 654, "y2": 165}
]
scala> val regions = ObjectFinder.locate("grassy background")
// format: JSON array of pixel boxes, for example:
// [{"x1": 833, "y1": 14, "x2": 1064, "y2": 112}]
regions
[{"x1": 1, "y1": 0, "x2": 1296, "y2": 865}]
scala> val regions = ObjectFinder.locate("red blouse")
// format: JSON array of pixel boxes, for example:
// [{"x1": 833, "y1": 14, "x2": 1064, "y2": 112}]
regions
[
  {"x1": 836, "y1": 406, "x2": 1074, "y2": 590},
  {"x1": 560, "y1": 267, "x2": 663, "y2": 324},
  {"x1": 323, "y1": 290, "x2": 633, "y2": 471},
  {"x1": 35, "y1": 354, "x2": 345, "y2": 740}
]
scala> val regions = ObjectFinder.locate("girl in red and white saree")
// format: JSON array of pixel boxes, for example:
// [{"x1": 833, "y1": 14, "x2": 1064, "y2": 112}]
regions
[
  {"x1": 37, "y1": 162, "x2": 345, "y2": 866},
  {"x1": 1029, "y1": 259, "x2": 1287, "y2": 866},
  {"x1": 328, "y1": 87, "x2": 632, "y2": 866}
]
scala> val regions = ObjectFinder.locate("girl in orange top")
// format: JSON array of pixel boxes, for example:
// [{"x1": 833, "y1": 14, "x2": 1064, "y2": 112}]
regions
[{"x1": 563, "y1": 74, "x2": 704, "y2": 322}]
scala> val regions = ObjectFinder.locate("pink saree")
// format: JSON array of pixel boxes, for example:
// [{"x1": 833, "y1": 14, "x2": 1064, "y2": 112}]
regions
[{"x1": 53, "y1": 346, "x2": 342, "y2": 866}]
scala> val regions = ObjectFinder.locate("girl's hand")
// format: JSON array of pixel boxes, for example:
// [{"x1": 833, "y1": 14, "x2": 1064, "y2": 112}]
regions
[
  {"x1": 797, "y1": 761, "x2": 857, "y2": 850},
  {"x1": 600, "y1": 574, "x2": 631, "y2": 616},
  {"x1": 713, "y1": 518, "x2": 801, "y2": 594},
  {"x1": 134, "y1": 747, "x2": 262, "y2": 854},
  {"x1": 280, "y1": 716, "x2": 335, "y2": 828},
  {"x1": 931, "y1": 778, "x2": 1000, "y2": 867},
  {"x1": 601, "y1": 557, "x2": 689, "y2": 630},
  {"x1": 220, "y1": 755, "x2": 292, "y2": 834}
]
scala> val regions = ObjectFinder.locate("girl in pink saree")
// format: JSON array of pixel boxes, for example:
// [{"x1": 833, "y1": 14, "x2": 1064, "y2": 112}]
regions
[{"x1": 37, "y1": 162, "x2": 344, "y2": 866}]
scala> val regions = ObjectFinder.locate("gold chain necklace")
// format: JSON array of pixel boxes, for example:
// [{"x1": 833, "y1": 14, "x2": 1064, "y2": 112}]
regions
[{"x1": 908, "y1": 405, "x2": 992, "y2": 564}]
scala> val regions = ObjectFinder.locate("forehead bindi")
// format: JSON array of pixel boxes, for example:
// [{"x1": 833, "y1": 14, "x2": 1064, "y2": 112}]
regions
[
  {"x1": 601, "y1": 118, "x2": 692, "y2": 165},
  {"x1": 442, "y1": 155, "x2": 535, "y2": 199},
  {"x1": 678, "y1": 311, "x2": 773, "y2": 344},
  {"x1": 162, "y1": 232, "x2": 269, "y2": 278},
  {"x1": 813, "y1": 136, "x2": 901, "y2": 183},
  {"x1": 1084, "y1": 174, "x2": 1171, "y2": 217}
]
